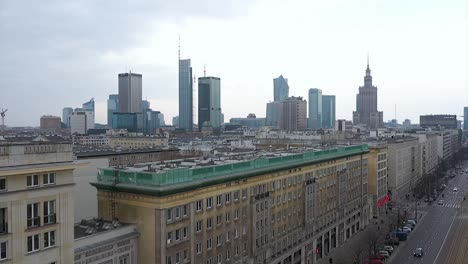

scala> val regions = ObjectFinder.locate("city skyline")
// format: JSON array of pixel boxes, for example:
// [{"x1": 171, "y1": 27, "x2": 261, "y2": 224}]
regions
[{"x1": 0, "y1": 0, "x2": 466, "y2": 126}]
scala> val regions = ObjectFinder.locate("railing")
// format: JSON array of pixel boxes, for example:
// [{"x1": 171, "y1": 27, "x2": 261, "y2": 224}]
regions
[
  {"x1": 44, "y1": 214, "x2": 56, "y2": 225},
  {"x1": 97, "y1": 145, "x2": 369, "y2": 188},
  {"x1": 27, "y1": 217, "x2": 40, "y2": 228}
]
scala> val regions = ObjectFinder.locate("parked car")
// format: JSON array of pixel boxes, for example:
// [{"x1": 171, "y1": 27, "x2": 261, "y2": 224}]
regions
[
  {"x1": 402, "y1": 227, "x2": 412, "y2": 233},
  {"x1": 453, "y1": 187, "x2": 458, "y2": 192},
  {"x1": 414, "y1": 247, "x2": 424, "y2": 257},
  {"x1": 385, "y1": 239, "x2": 400, "y2": 246},
  {"x1": 383, "y1": 245, "x2": 394, "y2": 254},
  {"x1": 438, "y1": 199, "x2": 444, "y2": 205},
  {"x1": 404, "y1": 224, "x2": 414, "y2": 231},
  {"x1": 407, "y1": 219, "x2": 417, "y2": 225},
  {"x1": 379, "y1": 250, "x2": 390, "y2": 258}
]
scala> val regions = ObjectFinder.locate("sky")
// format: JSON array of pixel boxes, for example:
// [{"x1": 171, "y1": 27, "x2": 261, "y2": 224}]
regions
[{"x1": 0, "y1": 0, "x2": 467, "y2": 127}]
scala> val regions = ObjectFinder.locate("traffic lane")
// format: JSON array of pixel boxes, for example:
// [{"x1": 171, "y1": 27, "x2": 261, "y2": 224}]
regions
[
  {"x1": 434, "y1": 209, "x2": 463, "y2": 264},
  {"x1": 390, "y1": 206, "x2": 456, "y2": 264}
]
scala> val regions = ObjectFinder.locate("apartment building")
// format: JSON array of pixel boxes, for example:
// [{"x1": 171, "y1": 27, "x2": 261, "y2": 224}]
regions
[
  {"x1": 108, "y1": 136, "x2": 168, "y2": 148},
  {"x1": 0, "y1": 135, "x2": 83, "y2": 264},
  {"x1": 91, "y1": 145, "x2": 370, "y2": 264},
  {"x1": 367, "y1": 145, "x2": 388, "y2": 218}
]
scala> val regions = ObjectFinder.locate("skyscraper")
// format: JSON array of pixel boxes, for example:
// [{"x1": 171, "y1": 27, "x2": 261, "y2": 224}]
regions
[
  {"x1": 353, "y1": 59, "x2": 383, "y2": 129},
  {"x1": 308, "y1": 88, "x2": 322, "y2": 129},
  {"x1": 82, "y1": 98, "x2": 95, "y2": 113},
  {"x1": 464, "y1": 107, "x2": 468, "y2": 130},
  {"x1": 142, "y1": 100, "x2": 151, "y2": 112},
  {"x1": 265, "y1": 102, "x2": 281, "y2": 127},
  {"x1": 274, "y1": 75, "x2": 289, "y2": 102},
  {"x1": 198, "y1": 77, "x2": 221, "y2": 131},
  {"x1": 322, "y1": 95, "x2": 336, "y2": 129},
  {"x1": 107, "y1": 94, "x2": 119, "y2": 128},
  {"x1": 118, "y1": 71, "x2": 142, "y2": 113},
  {"x1": 62, "y1": 107, "x2": 73, "y2": 128},
  {"x1": 179, "y1": 59, "x2": 193, "y2": 131},
  {"x1": 279, "y1": 96, "x2": 307, "y2": 131}
]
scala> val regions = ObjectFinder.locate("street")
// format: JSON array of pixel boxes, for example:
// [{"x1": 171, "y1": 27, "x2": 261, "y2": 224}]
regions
[{"x1": 389, "y1": 162, "x2": 468, "y2": 264}]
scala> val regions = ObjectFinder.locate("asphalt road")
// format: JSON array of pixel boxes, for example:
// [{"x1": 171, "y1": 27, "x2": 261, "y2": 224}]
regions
[{"x1": 389, "y1": 162, "x2": 468, "y2": 264}]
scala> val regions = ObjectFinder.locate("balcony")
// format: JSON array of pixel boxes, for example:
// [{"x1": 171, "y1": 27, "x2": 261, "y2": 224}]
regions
[{"x1": 27, "y1": 217, "x2": 40, "y2": 228}]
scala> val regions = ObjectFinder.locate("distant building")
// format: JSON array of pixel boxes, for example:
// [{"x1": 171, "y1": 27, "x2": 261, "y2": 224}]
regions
[
  {"x1": 464, "y1": 107, "x2": 468, "y2": 130},
  {"x1": 108, "y1": 136, "x2": 168, "y2": 148},
  {"x1": 198, "y1": 77, "x2": 222, "y2": 131},
  {"x1": 335, "y1": 119, "x2": 347, "y2": 132},
  {"x1": 70, "y1": 111, "x2": 94, "y2": 134},
  {"x1": 273, "y1": 75, "x2": 289, "y2": 102},
  {"x1": 62, "y1": 107, "x2": 73, "y2": 128},
  {"x1": 279, "y1": 96, "x2": 307, "y2": 131},
  {"x1": 419, "y1": 115, "x2": 457, "y2": 129},
  {"x1": 265, "y1": 101, "x2": 281, "y2": 127},
  {"x1": 40, "y1": 115, "x2": 62, "y2": 130},
  {"x1": 118, "y1": 71, "x2": 142, "y2": 113},
  {"x1": 143, "y1": 110, "x2": 161, "y2": 135},
  {"x1": 172, "y1": 116, "x2": 179, "y2": 128},
  {"x1": 112, "y1": 112, "x2": 138, "y2": 133},
  {"x1": 142, "y1": 100, "x2": 150, "y2": 112},
  {"x1": 74, "y1": 219, "x2": 139, "y2": 264},
  {"x1": 353, "y1": 60, "x2": 383, "y2": 129},
  {"x1": 308, "y1": 88, "x2": 322, "y2": 129},
  {"x1": 402, "y1": 119, "x2": 411, "y2": 128},
  {"x1": 230, "y1": 114, "x2": 266, "y2": 128},
  {"x1": 179, "y1": 59, "x2": 193, "y2": 131},
  {"x1": 82, "y1": 97, "x2": 95, "y2": 121},
  {"x1": 322, "y1": 95, "x2": 336, "y2": 129},
  {"x1": 107, "y1": 94, "x2": 119, "y2": 128},
  {"x1": 0, "y1": 136, "x2": 82, "y2": 263}
]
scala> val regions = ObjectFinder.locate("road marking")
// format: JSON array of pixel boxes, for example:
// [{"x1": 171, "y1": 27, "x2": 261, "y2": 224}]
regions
[{"x1": 434, "y1": 211, "x2": 458, "y2": 264}]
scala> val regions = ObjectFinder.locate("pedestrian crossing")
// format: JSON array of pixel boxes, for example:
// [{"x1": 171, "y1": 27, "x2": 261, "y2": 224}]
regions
[{"x1": 437, "y1": 203, "x2": 461, "y2": 208}]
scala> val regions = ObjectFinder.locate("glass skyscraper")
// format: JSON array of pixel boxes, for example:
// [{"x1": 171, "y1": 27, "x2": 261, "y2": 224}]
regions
[
  {"x1": 107, "y1": 94, "x2": 119, "y2": 128},
  {"x1": 198, "y1": 77, "x2": 221, "y2": 131},
  {"x1": 62, "y1": 107, "x2": 73, "y2": 128},
  {"x1": 322, "y1": 95, "x2": 336, "y2": 129},
  {"x1": 179, "y1": 59, "x2": 193, "y2": 130},
  {"x1": 308, "y1": 88, "x2": 322, "y2": 129},
  {"x1": 464, "y1": 107, "x2": 468, "y2": 130},
  {"x1": 274, "y1": 75, "x2": 289, "y2": 102}
]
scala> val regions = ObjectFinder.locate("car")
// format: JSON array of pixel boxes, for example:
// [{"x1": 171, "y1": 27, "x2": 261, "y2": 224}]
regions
[
  {"x1": 438, "y1": 199, "x2": 444, "y2": 205},
  {"x1": 383, "y1": 245, "x2": 394, "y2": 253},
  {"x1": 414, "y1": 247, "x2": 424, "y2": 257},
  {"x1": 402, "y1": 227, "x2": 412, "y2": 233},
  {"x1": 379, "y1": 250, "x2": 390, "y2": 258},
  {"x1": 407, "y1": 219, "x2": 417, "y2": 226},
  {"x1": 385, "y1": 239, "x2": 400, "y2": 246},
  {"x1": 404, "y1": 224, "x2": 414, "y2": 231},
  {"x1": 453, "y1": 187, "x2": 458, "y2": 192}
]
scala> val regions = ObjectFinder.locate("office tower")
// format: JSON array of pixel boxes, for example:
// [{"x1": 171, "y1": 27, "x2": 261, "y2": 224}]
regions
[
  {"x1": 158, "y1": 113, "x2": 165, "y2": 126},
  {"x1": 198, "y1": 77, "x2": 221, "y2": 131},
  {"x1": 70, "y1": 111, "x2": 94, "y2": 134},
  {"x1": 353, "y1": 59, "x2": 383, "y2": 129},
  {"x1": 266, "y1": 102, "x2": 281, "y2": 127},
  {"x1": 464, "y1": 107, "x2": 468, "y2": 130},
  {"x1": 419, "y1": 115, "x2": 457, "y2": 129},
  {"x1": 62, "y1": 107, "x2": 73, "y2": 128},
  {"x1": 308, "y1": 88, "x2": 322, "y2": 129},
  {"x1": 279, "y1": 96, "x2": 307, "y2": 131},
  {"x1": 118, "y1": 71, "x2": 142, "y2": 113},
  {"x1": 142, "y1": 100, "x2": 151, "y2": 112},
  {"x1": 40, "y1": 115, "x2": 62, "y2": 130},
  {"x1": 112, "y1": 112, "x2": 138, "y2": 132},
  {"x1": 179, "y1": 59, "x2": 193, "y2": 131},
  {"x1": 172, "y1": 116, "x2": 179, "y2": 128},
  {"x1": 143, "y1": 110, "x2": 161, "y2": 135},
  {"x1": 82, "y1": 97, "x2": 95, "y2": 120},
  {"x1": 91, "y1": 144, "x2": 370, "y2": 263},
  {"x1": 0, "y1": 136, "x2": 79, "y2": 263},
  {"x1": 322, "y1": 95, "x2": 336, "y2": 129},
  {"x1": 107, "y1": 94, "x2": 119, "y2": 128},
  {"x1": 273, "y1": 75, "x2": 289, "y2": 102}
]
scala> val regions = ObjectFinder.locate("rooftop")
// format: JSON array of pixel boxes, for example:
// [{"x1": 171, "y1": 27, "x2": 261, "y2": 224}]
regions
[
  {"x1": 0, "y1": 135, "x2": 70, "y2": 145},
  {"x1": 74, "y1": 218, "x2": 127, "y2": 240},
  {"x1": 92, "y1": 144, "x2": 369, "y2": 196},
  {"x1": 74, "y1": 145, "x2": 178, "y2": 158}
]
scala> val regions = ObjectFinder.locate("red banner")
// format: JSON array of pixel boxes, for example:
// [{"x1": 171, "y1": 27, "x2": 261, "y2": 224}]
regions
[{"x1": 377, "y1": 195, "x2": 391, "y2": 208}]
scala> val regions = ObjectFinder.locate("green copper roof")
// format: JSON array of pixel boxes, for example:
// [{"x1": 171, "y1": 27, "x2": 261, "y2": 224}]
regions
[{"x1": 92, "y1": 144, "x2": 368, "y2": 196}]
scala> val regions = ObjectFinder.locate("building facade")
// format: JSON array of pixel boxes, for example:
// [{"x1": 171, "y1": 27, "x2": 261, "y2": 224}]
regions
[
  {"x1": 321, "y1": 95, "x2": 335, "y2": 129},
  {"x1": 112, "y1": 113, "x2": 138, "y2": 133},
  {"x1": 107, "y1": 94, "x2": 119, "y2": 128},
  {"x1": 40, "y1": 116, "x2": 62, "y2": 130},
  {"x1": 308, "y1": 89, "x2": 322, "y2": 129},
  {"x1": 352, "y1": 62, "x2": 383, "y2": 129},
  {"x1": 92, "y1": 145, "x2": 370, "y2": 264},
  {"x1": 274, "y1": 75, "x2": 289, "y2": 102},
  {"x1": 464, "y1": 107, "x2": 468, "y2": 130},
  {"x1": 118, "y1": 72, "x2": 142, "y2": 114},
  {"x1": 420, "y1": 115, "x2": 458, "y2": 129},
  {"x1": 179, "y1": 59, "x2": 193, "y2": 131},
  {"x1": 0, "y1": 136, "x2": 82, "y2": 263},
  {"x1": 62, "y1": 107, "x2": 73, "y2": 128},
  {"x1": 266, "y1": 102, "x2": 281, "y2": 128},
  {"x1": 70, "y1": 111, "x2": 95, "y2": 135},
  {"x1": 108, "y1": 136, "x2": 168, "y2": 148},
  {"x1": 229, "y1": 115, "x2": 266, "y2": 129},
  {"x1": 82, "y1": 98, "x2": 95, "y2": 121},
  {"x1": 280, "y1": 97, "x2": 307, "y2": 131},
  {"x1": 367, "y1": 145, "x2": 388, "y2": 218},
  {"x1": 198, "y1": 77, "x2": 222, "y2": 131}
]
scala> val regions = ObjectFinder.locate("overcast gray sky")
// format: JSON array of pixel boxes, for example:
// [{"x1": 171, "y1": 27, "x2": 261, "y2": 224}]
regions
[{"x1": 0, "y1": 0, "x2": 467, "y2": 126}]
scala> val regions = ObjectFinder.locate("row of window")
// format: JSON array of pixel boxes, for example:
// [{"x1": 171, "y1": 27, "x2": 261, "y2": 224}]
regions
[
  {"x1": 195, "y1": 189, "x2": 248, "y2": 212},
  {"x1": 195, "y1": 241, "x2": 244, "y2": 259},
  {"x1": 165, "y1": 248, "x2": 189, "y2": 264},
  {"x1": 27, "y1": 200, "x2": 56, "y2": 228},
  {"x1": 167, "y1": 205, "x2": 189, "y2": 222},
  {"x1": 27, "y1": 230, "x2": 56, "y2": 253},
  {"x1": 27, "y1": 173, "x2": 56, "y2": 188},
  {"x1": 167, "y1": 227, "x2": 188, "y2": 244}
]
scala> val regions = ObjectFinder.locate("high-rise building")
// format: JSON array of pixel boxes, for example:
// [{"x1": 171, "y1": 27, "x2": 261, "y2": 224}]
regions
[
  {"x1": 112, "y1": 112, "x2": 138, "y2": 133},
  {"x1": 280, "y1": 96, "x2": 307, "y2": 131},
  {"x1": 419, "y1": 115, "x2": 457, "y2": 129},
  {"x1": 172, "y1": 116, "x2": 179, "y2": 128},
  {"x1": 322, "y1": 95, "x2": 336, "y2": 129},
  {"x1": 40, "y1": 115, "x2": 62, "y2": 130},
  {"x1": 143, "y1": 110, "x2": 161, "y2": 135},
  {"x1": 70, "y1": 111, "x2": 95, "y2": 134},
  {"x1": 62, "y1": 107, "x2": 73, "y2": 128},
  {"x1": 82, "y1": 97, "x2": 95, "y2": 120},
  {"x1": 308, "y1": 88, "x2": 322, "y2": 129},
  {"x1": 273, "y1": 75, "x2": 289, "y2": 102},
  {"x1": 353, "y1": 60, "x2": 383, "y2": 129},
  {"x1": 179, "y1": 59, "x2": 193, "y2": 131},
  {"x1": 0, "y1": 136, "x2": 80, "y2": 263},
  {"x1": 107, "y1": 94, "x2": 119, "y2": 128},
  {"x1": 142, "y1": 100, "x2": 151, "y2": 112},
  {"x1": 118, "y1": 72, "x2": 142, "y2": 113},
  {"x1": 266, "y1": 102, "x2": 281, "y2": 127},
  {"x1": 198, "y1": 77, "x2": 221, "y2": 131},
  {"x1": 464, "y1": 107, "x2": 468, "y2": 130}
]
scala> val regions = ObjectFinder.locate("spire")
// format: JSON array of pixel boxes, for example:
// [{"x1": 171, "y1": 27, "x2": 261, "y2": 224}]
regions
[
  {"x1": 365, "y1": 53, "x2": 371, "y2": 77},
  {"x1": 364, "y1": 54, "x2": 372, "y2": 86}
]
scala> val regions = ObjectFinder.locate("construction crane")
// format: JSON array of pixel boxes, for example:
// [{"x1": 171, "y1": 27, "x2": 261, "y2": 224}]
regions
[{"x1": 0, "y1": 109, "x2": 7, "y2": 130}]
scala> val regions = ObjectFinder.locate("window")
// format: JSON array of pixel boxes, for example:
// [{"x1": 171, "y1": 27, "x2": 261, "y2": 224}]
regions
[
  {"x1": 175, "y1": 207, "x2": 180, "y2": 219},
  {"x1": 183, "y1": 205, "x2": 188, "y2": 216},
  {"x1": 27, "y1": 175, "x2": 39, "y2": 187},
  {"x1": 0, "y1": 241, "x2": 7, "y2": 260},
  {"x1": 207, "y1": 257, "x2": 213, "y2": 264},
  {"x1": 225, "y1": 193, "x2": 231, "y2": 204},
  {"x1": 119, "y1": 257, "x2": 129, "y2": 264},
  {"x1": 167, "y1": 232, "x2": 172, "y2": 244},
  {"x1": 207, "y1": 239, "x2": 212, "y2": 249},
  {"x1": 207, "y1": 197, "x2": 213, "y2": 209},
  {"x1": 0, "y1": 178, "x2": 6, "y2": 191},
  {"x1": 43, "y1": 173, "x2": 55, "y2": 185},
  {"x1": 27, "y1": 234, "x2": 40, "y2": 253},
  {"x1": 234, "y1": 191, "x2": 239, "y2": 201},
  {"x1": 175, "y1": 229, "x2": 180, "y2": 241},
  {"x1": 0, "y1": 208, "x2": 7, "y2": 234},
  {"x1": 225, "y1": 212, "x2": 230, "y2": 223},
  {"x1": 226, "y1": 249, "x2": 230, "y2": 260},
  {"x1": 43, "y1": 200, "x2": 56, "y2": 225},
  {"x1": 196, "y1": 242, "x2": 202, "y2": 254},
  {"x1": 196, "y1": 220, "x2": 203, "y2": 232},
  {"x1": 226, "y1": 231, "x2": 231, "y2": 241},
  {"x1": 44, "y1": 230, "x2": 56, "y2": 248},
  {"x1": 242, "y1": 189, "x2": 247, "y2": 199},
  {"x1": 217, "y1": 254, "x2": 222, "y2": 263},
  {"x1": 183, "y1": 227, "x2": 187, "y2": 238},
  {"x1": 166, "y1": 256, "x2": 173, "y2": 264},
  {"x1": 207, "y1": 218, "x2": 213, "y2": 229},
  {"x1": 184, "y1": 249, "x2": 188, "y2": 260},
  {"x1": 216, "y1": 215, "x2": 222, "y2": 225},
  {"x1": 234, "y1": 209, "x2": 239, "y2": 220},
  {"x1": 217, "y1": 234, "x2": 223, "y2": 246},
  {"x1": 216, "y1": 195, "x2": 222, "y2": 206},
  {"x1": 175, "y1": 251, "x2": 180, "y2": 264},
  {"x1": 167, "y1": 209, "x2": 172, "y2": 221},
  {"x1": 196, "y1": 200, "x2": 203, "y2": 212},
  {"x1": 27, "y1": 203, "x2": 40, "y2": 228}
]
